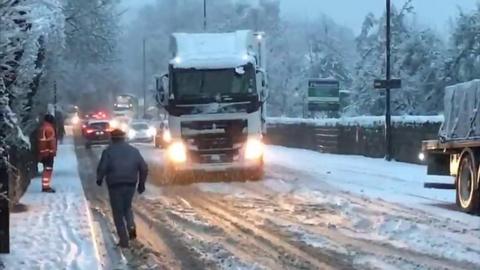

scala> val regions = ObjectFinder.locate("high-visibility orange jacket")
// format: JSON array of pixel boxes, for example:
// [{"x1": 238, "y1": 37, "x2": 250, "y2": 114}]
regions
[{"x1": 38, "y1": 122, "x2": 57, "y2": 160}]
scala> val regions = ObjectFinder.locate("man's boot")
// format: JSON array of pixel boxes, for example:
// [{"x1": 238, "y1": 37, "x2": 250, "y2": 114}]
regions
[
  {"x1": 128, "y1": 227, "x2": 137, "y2": 240},
  {"x1": 42, "y1": 168, "x2": 54, "y2": 193},
  {"x1": 42, "y1": 187, "x2": 56, "y2": 193}
]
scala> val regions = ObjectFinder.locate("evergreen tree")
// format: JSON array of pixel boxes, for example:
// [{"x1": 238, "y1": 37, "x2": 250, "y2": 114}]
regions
[
  {"x1": 1, "y1": 0, "x2": 64, "y2": 145},
  {"x1": 60, "y1": 0, "x2": 121, "y2": 107},
  {"x1": 445, "y1": 4, "x2": 480, "y2": 84},
  {"x1": 350, "y1": 1, "x2": 445, "y2": 115}
]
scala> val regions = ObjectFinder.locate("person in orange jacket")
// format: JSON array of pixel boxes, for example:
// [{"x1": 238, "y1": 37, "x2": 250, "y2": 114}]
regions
[{"x1": 38, "y1": 114, "x2": 57, "y2": 193}]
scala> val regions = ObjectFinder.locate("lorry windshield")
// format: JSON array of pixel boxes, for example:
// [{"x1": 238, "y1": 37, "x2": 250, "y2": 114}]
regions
[
  {"x1": 113, "y1": 106, "x2": 131, "y2": 112},
  {"x1": 172, "y1": 64, "x2": 256, "y2": 101}
]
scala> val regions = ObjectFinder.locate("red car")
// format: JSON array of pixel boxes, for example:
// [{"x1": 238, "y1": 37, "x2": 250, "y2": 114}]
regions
[{"x1": 83, "y1": 120, "x2": 112, "y2": 149}]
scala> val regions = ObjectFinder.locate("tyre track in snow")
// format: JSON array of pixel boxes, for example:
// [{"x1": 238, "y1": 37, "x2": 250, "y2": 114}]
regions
[
  {"x1": 135, "y1": 145, "x2": 352, "y2": 269},
  {"x1": 139, "y1": 145, "x2": 355, "y2": 269},
  {"x1": 137, "y1": 144, "x2": 480, "y2": 269},
  {"x1": 138, "y1": 194, "x2": 315, "y2": 269},
  {"x1": 187, "y1": 195, "x2": 353, "y2": 270}
]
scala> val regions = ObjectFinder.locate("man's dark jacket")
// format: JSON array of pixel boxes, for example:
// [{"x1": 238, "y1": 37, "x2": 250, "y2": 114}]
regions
[{"x1": 97, "y1": 141, "x2": 148, "y2": 188}]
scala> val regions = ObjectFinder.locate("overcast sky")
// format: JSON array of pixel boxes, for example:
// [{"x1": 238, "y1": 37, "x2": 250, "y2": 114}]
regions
[
  {"x1": 122, "y1": 0, "x2": 479, "y2": 34},
  {"x1": 280, "y1": 0, "x2": 478, "y2": 34}
]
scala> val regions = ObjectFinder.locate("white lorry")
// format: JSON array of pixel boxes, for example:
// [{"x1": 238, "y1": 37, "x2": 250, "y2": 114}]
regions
[{"x1": 155, "y1": 30, "x2": 268, "y2": 182}]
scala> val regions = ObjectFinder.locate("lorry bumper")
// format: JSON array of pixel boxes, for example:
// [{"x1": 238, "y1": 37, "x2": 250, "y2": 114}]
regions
[{"x1": 173, "y1": 160, "x2": 262, "y2": 173}]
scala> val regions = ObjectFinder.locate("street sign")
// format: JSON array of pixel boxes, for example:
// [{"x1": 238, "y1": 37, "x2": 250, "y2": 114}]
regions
[
  {"x1": 307, "y1": 79, "x2": 340, "y2": 112},
  {"x1": 374, "y1": 79, "x2": 402, "y2": 89}
]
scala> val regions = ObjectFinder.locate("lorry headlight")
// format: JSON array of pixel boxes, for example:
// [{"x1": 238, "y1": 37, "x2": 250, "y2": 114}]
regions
[
  {"x1": 167, "y1": 141, "x2": 187, "y2": 163},
  {"x1": 147, "y1": 126, "x2": 157, "y2": 137},
  {"x1": 163, "y1": 129, "x2": 172, "y2": 143},
  {"x1": 245, "y1": 138, "x2": 264, "y2": 160},
  {"x1": 120, "y1": 123, "x2": 129, "y2": 132},
  {"x1": 128, "y1": 129, "x2": 136, "y2": 140},
  {"x1": 418, "y1": 152, "x2": 425, "y2": 161}
]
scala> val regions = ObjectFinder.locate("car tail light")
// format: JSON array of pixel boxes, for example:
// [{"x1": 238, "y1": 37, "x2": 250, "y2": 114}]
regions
[{"x1": 86, "y1": 129, "x2": 95, "y2": 134}]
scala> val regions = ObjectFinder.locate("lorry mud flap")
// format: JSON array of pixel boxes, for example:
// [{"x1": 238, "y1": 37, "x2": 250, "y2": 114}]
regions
[{"x1": 426, "y1": 152, "x2": 450, "y2": 176}]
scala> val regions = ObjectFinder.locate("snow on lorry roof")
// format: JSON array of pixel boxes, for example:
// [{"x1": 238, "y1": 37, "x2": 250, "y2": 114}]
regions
[{"x1": 170, "y1": 30, "x2": 256, "y2": 69}]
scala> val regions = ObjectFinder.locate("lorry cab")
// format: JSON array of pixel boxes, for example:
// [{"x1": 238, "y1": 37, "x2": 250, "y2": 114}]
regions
[{"x1": 155, "y1": 30, "x2": 268, "y2": 182}]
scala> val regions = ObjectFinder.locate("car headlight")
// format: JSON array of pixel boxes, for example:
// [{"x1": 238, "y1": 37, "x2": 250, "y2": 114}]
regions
[
  {"x1": 245, "y1": 137, "x2": 264, "y2": 160},
  {"x1": 167, "y1": 141, "x2": 187, "y2": 163},
  {"x1": 128, "y1": 129, "x2": 136, "y2": 140},
  {"x1": 163, "y1": 129, "x2": 172, "y2": 143},
  {"x1": 71, "y1": 115, "x2": 80, "y2": 125},
  {"x1": 147, "y1": 126, "x2": 157, "y2": 137},
  {"x1": 110, "y1": 119, "x2": 119, "y2": 128}
]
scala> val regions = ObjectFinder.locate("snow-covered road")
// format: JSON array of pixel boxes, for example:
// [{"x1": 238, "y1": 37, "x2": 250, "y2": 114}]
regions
[{"x1": 77, "y1": 142, "x2": 480, "y2": 270}]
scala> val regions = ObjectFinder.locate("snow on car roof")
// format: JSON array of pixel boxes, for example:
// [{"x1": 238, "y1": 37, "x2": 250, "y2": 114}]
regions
[{"x1": 170, "y1": 30, "x2": 256, "y2": 69}]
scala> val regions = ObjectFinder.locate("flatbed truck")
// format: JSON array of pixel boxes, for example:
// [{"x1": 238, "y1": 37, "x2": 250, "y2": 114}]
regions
[{"x1": 422, "y1": 80, "x2": 480, "y2": 214}]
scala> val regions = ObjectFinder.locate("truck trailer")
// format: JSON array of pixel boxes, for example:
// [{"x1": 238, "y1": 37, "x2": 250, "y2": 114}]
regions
[
  {"x1": 422, "y1": 79, "x2": 480, "y2": 213},
  {"x1": 155, "y1": 30, "x2": 268, "y2": 183}
]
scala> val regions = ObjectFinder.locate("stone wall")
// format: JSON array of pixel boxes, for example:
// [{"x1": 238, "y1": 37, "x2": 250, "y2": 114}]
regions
[{"x1": 266, "y1": 118, "x2": 442, "y2": 164}]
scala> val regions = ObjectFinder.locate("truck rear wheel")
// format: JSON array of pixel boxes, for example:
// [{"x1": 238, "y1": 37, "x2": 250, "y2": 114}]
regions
[{"x1": 456, "y1": 152, "x2": 480, "y2": 213}]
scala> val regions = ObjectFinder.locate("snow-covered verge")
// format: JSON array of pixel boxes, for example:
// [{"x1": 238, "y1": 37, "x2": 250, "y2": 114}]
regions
[
  {"x1": 268, "y1": 115, "x2": 444, "y2": 127},
  {"x1": 266, "y1": 146, "x2": 480, "y2": 262},
  {"x1": 265, "y1": 146, "x2": 470, "y2": 218},
  {"x1": 0, "y1": 142, "x2": 101, "y2": 270}
]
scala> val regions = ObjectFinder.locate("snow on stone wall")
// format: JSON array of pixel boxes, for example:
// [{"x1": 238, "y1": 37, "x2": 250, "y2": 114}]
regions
[{"x1": 268, "y1": 115, "x2": 444, "y2": 127}]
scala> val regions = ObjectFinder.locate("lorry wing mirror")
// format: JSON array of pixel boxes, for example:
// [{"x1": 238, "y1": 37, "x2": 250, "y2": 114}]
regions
[
  {"x1": 257, "y1": 69, "x2": 269, "y2": 101},
  {"x1": 155, "y1": 74, "x2": 168, "y2": 105}
]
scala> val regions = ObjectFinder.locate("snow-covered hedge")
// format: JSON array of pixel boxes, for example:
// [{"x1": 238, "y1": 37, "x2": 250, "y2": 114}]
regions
[{"x1": 268, "y1": 115, "x2": 444, "y2": 127}]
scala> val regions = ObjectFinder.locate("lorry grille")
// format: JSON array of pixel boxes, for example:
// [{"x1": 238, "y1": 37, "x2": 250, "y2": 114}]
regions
[{"x1": 181, "y1": 120, "x2": 247, "y2": 164}]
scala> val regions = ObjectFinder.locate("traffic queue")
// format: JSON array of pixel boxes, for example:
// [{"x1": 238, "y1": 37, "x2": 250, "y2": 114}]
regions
[{"x1": 75, "y1": 110, "x2": 167, "y2": 149}]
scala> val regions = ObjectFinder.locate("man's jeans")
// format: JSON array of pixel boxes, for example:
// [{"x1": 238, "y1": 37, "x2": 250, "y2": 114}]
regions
[{"x1": 108, "y1": 184, "x2": 136, "y2": 247}]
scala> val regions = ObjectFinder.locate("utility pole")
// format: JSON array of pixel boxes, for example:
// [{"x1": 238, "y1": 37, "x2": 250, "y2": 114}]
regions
[
  {"x1": 385, "y1": 0, "x2": 392, "y2": 161},
  {"x1": 142, "y1": 38, "x2": 147, "y2": 117},
  {"x1": 203, "y1": 0, "x2": 207, "y2": 31},
  {"x1": 53, "y1": 81, "x2": 57, "y2": 112},
  {"x1": 373, "y1": 0, "x2": 401, "y2": 161}
]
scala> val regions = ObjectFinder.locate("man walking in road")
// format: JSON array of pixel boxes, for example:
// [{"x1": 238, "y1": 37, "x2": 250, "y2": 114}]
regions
[
  {"x1": 96, "y1": 129, "x2": 148, "y2": 248},
  {"x1": 38, "y1": 114, "x2": 57, "y2": 193}
]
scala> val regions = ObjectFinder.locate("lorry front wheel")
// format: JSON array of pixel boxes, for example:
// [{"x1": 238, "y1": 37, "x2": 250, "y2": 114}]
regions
[
  {"x1": 163, "y1": 165, "x2": 181, "y2": 185},
  {"x1": 245, "y1": 166, "x2": 264, "y2": 181},
  {"x1": 456, "y1": 153, "x2": 480, "y2": 213}
]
